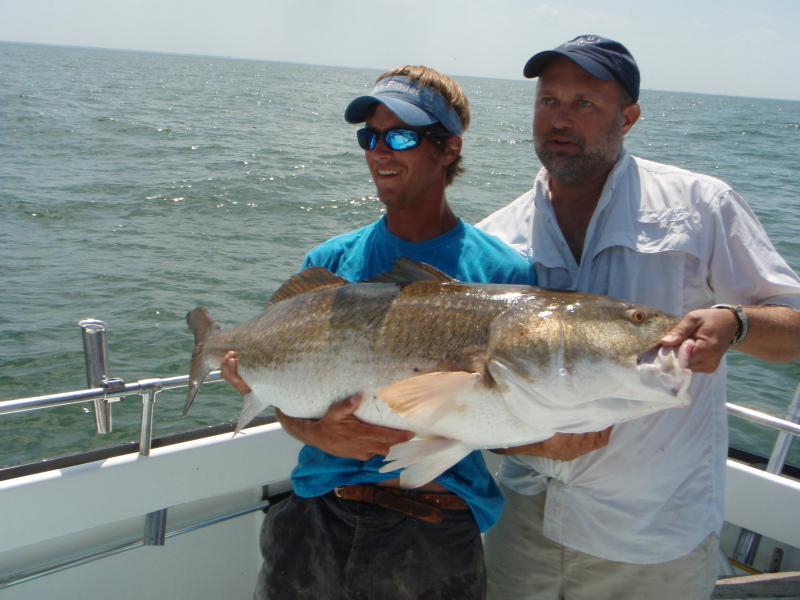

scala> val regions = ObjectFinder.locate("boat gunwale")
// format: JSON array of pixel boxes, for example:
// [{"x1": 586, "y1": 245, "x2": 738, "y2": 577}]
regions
[{"x1": 0, "y1": 415, "x2": 277, "y2": 482}]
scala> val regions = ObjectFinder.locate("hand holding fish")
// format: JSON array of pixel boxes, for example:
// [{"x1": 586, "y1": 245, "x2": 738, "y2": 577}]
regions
[
  {"x1": 276, "y1": 395, "x2": 415, "y2": 461},
  {"x1": 660, "y1": 309, "x2": 732, "y2": 374},
  {"x1": 491, "y1": 428, "x2": 612, "y2": 461},
  {"x1": 220, "y1": 351, "x2": 252, "y2": 394},
  {"x1": 662, "y1": 305, "x2": 800, "y2": 371}
]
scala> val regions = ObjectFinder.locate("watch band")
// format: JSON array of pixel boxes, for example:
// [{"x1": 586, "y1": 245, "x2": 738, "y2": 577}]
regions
[{"x1": 711, "y1": 304, "x2": 749, "y2": 345}]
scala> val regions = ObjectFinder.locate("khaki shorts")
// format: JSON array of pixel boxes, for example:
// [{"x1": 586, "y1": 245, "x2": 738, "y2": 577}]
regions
[{"x1": 483, "y1": 483, "x2": 719, "y2": 600}]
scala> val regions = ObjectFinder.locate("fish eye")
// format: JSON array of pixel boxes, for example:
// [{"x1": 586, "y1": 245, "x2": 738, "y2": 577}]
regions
[{"x1": 629, "y1": 309, "x2": 646, "y2": 323}]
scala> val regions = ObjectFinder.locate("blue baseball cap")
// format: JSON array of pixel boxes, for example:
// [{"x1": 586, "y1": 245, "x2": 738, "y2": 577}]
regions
[
  {"x1": 523, "y1": 35, "x2": 640, "y2": 102},
  {"x1": 344, "y1": 76, "x2": 463, "y2": 135}
]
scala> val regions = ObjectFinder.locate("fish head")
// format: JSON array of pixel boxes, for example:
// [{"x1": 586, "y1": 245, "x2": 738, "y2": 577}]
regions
[{"x1": 487, "y1": 292, "x2": 691, "y2": 429}]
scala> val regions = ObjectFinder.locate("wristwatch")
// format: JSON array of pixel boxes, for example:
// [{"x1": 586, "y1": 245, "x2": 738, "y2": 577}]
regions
[{"x1": 711, "y1": 304, "x2": 749, "y2": 345}]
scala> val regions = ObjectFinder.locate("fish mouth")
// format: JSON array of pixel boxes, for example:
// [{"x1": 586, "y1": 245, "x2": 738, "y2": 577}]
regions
[{"x1": 636, "y1": 343, "x2": 692, "y2": 402}]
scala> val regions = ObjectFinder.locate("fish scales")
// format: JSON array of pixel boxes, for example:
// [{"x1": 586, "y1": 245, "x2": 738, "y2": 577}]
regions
[{"x1": 376, "y1": 282, "x2": 513, "y2": 368}]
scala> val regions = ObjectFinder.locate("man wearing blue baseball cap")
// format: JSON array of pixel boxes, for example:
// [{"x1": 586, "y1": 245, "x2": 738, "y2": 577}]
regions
[
  {"x1": 221, "y1": 65, "x2": 534, "y2": 599},
  {"x1": 478, "y1": 35, "x2": 800, "y2": 599}
]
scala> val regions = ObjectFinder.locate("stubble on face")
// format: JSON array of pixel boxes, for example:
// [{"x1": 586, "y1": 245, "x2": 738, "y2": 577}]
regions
[{"x1": 534, "y1": 110, "x2": 624, "y2": 187}]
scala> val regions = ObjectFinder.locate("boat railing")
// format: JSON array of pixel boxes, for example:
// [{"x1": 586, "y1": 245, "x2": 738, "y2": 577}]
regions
[
  {"x1": 1, "y1": 318, "x2": 799, "y2": 577},
  {"x1": 726, "y1": 382, "x2": 800, "y2": 567},
  {"x1": 0, "y1": 366, "x2": 223, "y2": 456},
  {"x1": 2, "y1": 318, "x2": 799, "y2": 457}
]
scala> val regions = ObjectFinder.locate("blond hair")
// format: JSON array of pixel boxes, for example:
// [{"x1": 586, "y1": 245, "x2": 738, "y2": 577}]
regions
[{"x1": 376, "y1": 65, "x2": 469, "y2": 186}]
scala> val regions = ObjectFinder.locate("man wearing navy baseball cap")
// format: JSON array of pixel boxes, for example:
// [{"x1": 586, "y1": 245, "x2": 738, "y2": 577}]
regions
[
  {"x1": 479, "y1": 35, "x2": 800, "y2": 599},
  {"x1": 221, "y1": 65, "x2": 533, "y2": 600},
  {"x1": 522, "y1": 35, "x2": 640, "y2": 103}
]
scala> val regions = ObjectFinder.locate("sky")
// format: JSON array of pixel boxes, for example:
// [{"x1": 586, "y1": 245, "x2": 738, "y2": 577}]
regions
[{"x1": 2, "y1": 0, "x2": 799, "y2": 101}]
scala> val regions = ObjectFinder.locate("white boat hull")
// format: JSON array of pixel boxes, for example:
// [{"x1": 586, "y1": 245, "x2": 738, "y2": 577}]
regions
[
  {"x1": 1, "y1": 420, "x2": 799, "y2": 598},
  {"x1": 0, "y1": 422, "x2": 301, "y2": 599}
]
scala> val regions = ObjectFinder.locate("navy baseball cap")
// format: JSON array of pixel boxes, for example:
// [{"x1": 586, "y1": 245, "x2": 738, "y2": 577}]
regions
[
  {"x1": 523, "y1": 35, "x2": 640, "y2": 102},
  {"x1": 344, "y1": 76, "x2": 463, "y2": 135}
]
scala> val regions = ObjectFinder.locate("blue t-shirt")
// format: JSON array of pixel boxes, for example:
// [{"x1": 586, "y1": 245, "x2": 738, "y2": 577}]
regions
[{"x1": 291, "y1": 216, "x2": 534, "y2": 532}]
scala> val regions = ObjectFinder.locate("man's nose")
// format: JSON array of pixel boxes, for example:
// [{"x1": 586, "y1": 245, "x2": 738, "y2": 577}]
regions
[{"x1": 549, "y1": 106, "x2": 575, "y2": 129}]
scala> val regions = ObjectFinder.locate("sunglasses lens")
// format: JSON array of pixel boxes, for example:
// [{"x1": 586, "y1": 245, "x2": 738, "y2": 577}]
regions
[
  {"x1": 356, "y1": 129, "x2": 377, "y2": 150},
  {"x1": 385, "y1": 129, "x2": 420, "y2": 150},
  {"x1": 357, "y1": 129, "x2": 423, "y2": 151}
]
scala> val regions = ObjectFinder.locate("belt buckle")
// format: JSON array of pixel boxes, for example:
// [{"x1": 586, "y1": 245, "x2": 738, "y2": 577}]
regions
[{"x1": 334, "y1": 486, "x2": 343, "y2": 498}]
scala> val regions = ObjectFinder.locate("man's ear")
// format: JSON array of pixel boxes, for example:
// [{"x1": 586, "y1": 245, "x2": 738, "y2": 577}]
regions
[
  {"x1": 440, "y1": 135, "x2": 462, "y2": 165},
  {"x1": 621, "y1": 103, "x2": 641, "y2": 136}
]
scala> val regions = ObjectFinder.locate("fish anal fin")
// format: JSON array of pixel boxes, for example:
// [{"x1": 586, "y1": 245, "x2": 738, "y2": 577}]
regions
[
  {"x1": 265, "y1": 267, "x2": 349, "y2": 308},
  {"x1": 378, "y1": 371, "x2": 482, "y2": 426},
  {"x1": 234, "y1": 391, "x2": 272, "y2": 434},
  {"x1": 362, "y1": 258, "x2": 456, "y2": 285},
  {"x1": 379, "y1": 438, "x2": 472, "y2": 488}
]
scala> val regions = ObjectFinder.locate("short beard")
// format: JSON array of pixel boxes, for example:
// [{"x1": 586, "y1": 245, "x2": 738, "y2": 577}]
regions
[{"x1": 535, "y1": 113, "x2": 624, "y2": 186}]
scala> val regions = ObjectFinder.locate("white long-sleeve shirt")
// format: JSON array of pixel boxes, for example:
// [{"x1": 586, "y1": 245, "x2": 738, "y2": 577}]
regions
[{"x1": 477, "y1": 149, "x2": 800, "y2": 563}]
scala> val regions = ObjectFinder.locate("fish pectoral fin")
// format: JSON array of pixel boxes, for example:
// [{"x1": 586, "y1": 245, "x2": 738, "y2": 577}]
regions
[
  {"x1": 487, "y1": 358, "x2": 559, "y2": 426},
  {"x1": 234, "y1": 391, "x2": 271, "y2": 434},
  {"x1": 379, "y1": 437, "x2": 472, "y2": 489},
  {"x1": 377, "y1": 372, "x2": 482, "y2": 426}
]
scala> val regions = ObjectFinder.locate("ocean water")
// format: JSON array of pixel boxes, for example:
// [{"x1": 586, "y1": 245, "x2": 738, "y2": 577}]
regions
[{"x1": 1, "y1": 42, "x2": 799, "y2": 469}]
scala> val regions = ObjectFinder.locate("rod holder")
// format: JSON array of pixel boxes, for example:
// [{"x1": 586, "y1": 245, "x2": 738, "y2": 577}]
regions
[
  {"x1": 78, "y1": 319, "x2": 114, "y2": 434},
  {"x1": 137, "y1": 380, "x2": 163, "y2": 456}
]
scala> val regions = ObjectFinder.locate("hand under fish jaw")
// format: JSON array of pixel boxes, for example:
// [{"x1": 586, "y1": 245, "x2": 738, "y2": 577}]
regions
[{"x1": 636, "y1": 343, "x2": 693, "y2": 401}]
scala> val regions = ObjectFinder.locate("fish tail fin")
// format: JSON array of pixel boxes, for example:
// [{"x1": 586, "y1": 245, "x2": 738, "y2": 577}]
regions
[
  {"x1": 379, "y1": 438, "x2": 472, "y2": 489},
  {"x1": 184, "y1": 307, "x2": 222, "y2": 417}
]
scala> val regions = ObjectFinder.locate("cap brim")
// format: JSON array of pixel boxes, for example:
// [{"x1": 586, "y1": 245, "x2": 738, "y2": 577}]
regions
[
  {"x1": 344, "y1": 95, "x2": 439, "y2": 127},
  {"x1": 523, "y1": 49, "x2": 616, "y2": 82},
  {"x1": 522, "y1": 51, "x2": 560, "y2": 79}
]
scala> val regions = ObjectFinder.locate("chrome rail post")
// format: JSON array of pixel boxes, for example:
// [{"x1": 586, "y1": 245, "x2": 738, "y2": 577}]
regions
[
  {"x1": 139, "y1": 379, "x2": 168, "y2": 546},
  {"x1": 732, "y1": 383, "x2": 800, "y2": 567},
  {"x1": 732, "y1": 529, "x2": 761, "y2": 565},
  {"x1": 78, "y1": 319, "x2": 114, "y2": 434},
  {"x1": 137, "y1": 380, "x2": 162, "y2": 457},
  {"x1": 766, "y1": 383, "x2": 800, "y2": 475}
]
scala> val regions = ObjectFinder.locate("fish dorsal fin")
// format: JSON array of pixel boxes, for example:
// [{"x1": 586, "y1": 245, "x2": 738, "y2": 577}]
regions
[
  {"x1": 361, "y1": 257, "x2": 456, "y2": 285},
  {"x1": 265, "y1": 267, "x2": 349, "y2": 308}
]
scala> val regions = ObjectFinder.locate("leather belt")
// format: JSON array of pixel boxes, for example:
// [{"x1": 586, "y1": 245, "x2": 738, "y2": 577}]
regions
[{"x1": 333, "y1": 484, "x2": 469, "y2": 524}]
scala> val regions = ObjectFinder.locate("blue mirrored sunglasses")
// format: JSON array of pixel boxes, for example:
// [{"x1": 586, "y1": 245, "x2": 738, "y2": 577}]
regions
[{"x1": 356, "y1": 128, "x2": 450, "y2": 151}]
